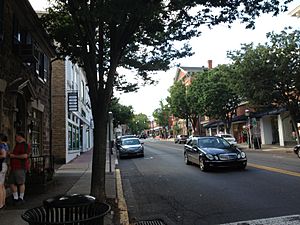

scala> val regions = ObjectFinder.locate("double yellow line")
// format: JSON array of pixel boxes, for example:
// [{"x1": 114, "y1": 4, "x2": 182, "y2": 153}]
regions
[{"x1": 248, "y1": 163, "x2": 300, "y2": 177}]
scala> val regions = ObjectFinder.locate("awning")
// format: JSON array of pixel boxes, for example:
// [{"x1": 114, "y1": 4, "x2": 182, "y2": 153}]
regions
[{"x1": 6, "y1": 78, "x2": 37, "y2": 100}]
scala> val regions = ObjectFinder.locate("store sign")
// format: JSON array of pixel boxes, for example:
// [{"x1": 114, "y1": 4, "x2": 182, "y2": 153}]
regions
[{"x1": 68, "y1": 92, "x2": 78, "y2": 112}]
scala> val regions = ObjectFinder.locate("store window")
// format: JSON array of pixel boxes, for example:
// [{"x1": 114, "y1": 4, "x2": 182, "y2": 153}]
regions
[
  {"x1": 30, "y1": 109, "x2": 43, "y2": 156},
  {"x1": 68, "y1": 122, "x2": 80, "y2": 151}
]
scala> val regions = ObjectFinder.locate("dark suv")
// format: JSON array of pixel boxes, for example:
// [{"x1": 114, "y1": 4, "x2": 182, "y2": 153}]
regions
[{"x1": 175, "y1": 135, "x2": 188, "y2": 144}]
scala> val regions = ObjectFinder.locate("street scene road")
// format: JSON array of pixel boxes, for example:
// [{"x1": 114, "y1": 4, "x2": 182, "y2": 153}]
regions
[{"x1": 119, "y1": 139, "x2": 300, "y2": 225}]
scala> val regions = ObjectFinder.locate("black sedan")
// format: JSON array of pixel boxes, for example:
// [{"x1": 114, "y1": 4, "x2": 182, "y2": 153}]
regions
[
  {"x1": 118, "y1": 138, "x2": 144, "y2": 158},
  {"x1": 293, "y1": 144, "x2": 300, "y2": 158},
  {"x1": 184, "y1": 136, "x2": 247, "y2": 171}
]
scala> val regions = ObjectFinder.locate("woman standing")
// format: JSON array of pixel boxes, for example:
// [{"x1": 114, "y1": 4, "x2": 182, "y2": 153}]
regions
[{"x1": 0, "y1": 133, "x2": 8, "y2": 209}]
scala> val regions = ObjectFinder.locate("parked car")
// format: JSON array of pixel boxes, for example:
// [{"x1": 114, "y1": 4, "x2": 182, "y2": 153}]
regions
[
  {"x1": 175, "y1": 135, "x2": 188, "y2": 144},
  {"x1": 184, "y1": 136, "x2": 247, "y2": 171},
  {"x1": 215, "y1": 133, "x2": 237, "y2": 146},
  {"x1": 116, "y1": 135, "x2": 137, "y2": 150},
  {"x1": 118, "y1": 138, "x2": 144, "y2": 158},
  {"x1": 293, "y1": 144, "x2": 300, "y2": 158}
]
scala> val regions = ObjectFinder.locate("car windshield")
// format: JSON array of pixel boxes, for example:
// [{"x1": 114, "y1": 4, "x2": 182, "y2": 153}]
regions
[
  {"x1": 198, "y1": 138, "x2": 231, "y2": 148},
  {"x1": 122, "y1": 139, "x2": 140, "y2": 145}
]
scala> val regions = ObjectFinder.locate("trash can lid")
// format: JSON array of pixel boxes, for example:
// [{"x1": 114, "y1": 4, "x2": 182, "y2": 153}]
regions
[{"x1": 43, "y1": 194, "x2": 96, "y2": 208}]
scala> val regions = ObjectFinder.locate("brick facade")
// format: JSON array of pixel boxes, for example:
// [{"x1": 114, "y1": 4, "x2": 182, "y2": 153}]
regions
[
  {"x1": 0, "y1": 0, "x2": 55, "y2": 156},
  {"x1": 51, "y1": 60, "x2": 67, "y2": 163}
]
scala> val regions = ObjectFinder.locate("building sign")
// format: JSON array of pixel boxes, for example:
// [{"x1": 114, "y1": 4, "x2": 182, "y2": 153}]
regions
[{"x1": 68, "y1": 91, "x2": 78, "y2": 112}]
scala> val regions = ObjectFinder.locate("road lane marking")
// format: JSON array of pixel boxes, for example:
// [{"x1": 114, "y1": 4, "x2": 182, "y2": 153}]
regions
[
  {"x1": 221, "y1": 214, "x2": 300, "y2": 225},
  {"x1": 248, "y1": 163, "x2": 300, "y2": 177}
]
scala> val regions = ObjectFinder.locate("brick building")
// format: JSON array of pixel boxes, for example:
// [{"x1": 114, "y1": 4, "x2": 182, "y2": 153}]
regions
[
  {"x1": 52, "y1": 59, "x2": 94, "y2": 164},
  {"x1": 0, "y1": 0, "x2": 55, "y2": 185}
]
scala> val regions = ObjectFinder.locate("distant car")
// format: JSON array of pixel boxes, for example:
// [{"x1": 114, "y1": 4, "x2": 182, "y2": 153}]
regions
[
  {"x1": 215, "y1": 133, "x2": 237, "y2": 146},
  {"x1": 293, "y1": 144, "x2": 300, "y2": 158},
  {"x1": 118, "y1": 138, "x2": 144, "y2": 158},
  {"x1": 139, "y1": 133, "x2": 147, "y2": 139},
  {"x1": 184, "y1": 136, "x2": 247, "y2": 171},
  {"x1": 175, "y1": 135, "x2": 188, "y2": 144}
]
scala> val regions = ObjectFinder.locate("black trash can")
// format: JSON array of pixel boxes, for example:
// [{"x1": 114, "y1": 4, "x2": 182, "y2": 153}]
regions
[{"x1": 21, "y1": 194, "x2": 111, "y2": 225}]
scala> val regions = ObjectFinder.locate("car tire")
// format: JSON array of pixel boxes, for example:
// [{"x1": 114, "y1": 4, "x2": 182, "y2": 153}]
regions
[
  {"x1": 239, "y1": 163, "x2": 247, "y2": 170},
  {"x1": 184, "y1": 153, "x2": 191, "y2": 165},
  {"x1": 297, "y1": 149, "x2": 300, "y2": 158},
  {"x1": 199, "y1": 157, "x2": 208, "y2": 171}
]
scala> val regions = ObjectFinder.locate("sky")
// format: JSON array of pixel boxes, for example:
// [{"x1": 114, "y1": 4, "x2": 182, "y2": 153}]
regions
[{"x1": 29, "y1": 0, "x2": 300, "y2": 118}]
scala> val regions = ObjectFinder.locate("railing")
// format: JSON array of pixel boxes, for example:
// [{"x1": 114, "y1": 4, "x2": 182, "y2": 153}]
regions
[{"x1": 26, "y1": 155, "x2": 54, "y2": 185}]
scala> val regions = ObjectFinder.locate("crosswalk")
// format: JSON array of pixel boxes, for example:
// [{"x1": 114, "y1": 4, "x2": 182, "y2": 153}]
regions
[{"x1": 221, "y1": 215, "x2": 300, "y2": 225}]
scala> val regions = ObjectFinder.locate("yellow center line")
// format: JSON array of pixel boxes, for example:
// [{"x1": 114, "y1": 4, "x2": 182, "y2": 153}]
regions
[{"x1": 248, "y1": 163, "x2": 300, "y2": 177}]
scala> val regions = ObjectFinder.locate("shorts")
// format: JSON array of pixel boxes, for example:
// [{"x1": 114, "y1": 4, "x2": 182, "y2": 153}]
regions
[
  {"x1": 0, "y1": 163, "x2": 7, "y2": 184},
  {"x1": 8, "y1": 169, "x2": 26, "y2": 185}
]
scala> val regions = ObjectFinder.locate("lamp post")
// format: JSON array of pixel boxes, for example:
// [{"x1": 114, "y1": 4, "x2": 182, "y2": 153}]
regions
[
  {"x1": 245, "y1": 109, "x2": 252, "y2": 149},
  {"x1": 108, "y1": 111, "x2": 113, "y2": 172}
]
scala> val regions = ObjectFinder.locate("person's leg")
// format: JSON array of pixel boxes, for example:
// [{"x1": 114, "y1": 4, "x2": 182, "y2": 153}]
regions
[
  {"x1": 19, "y1": 184, "x2": 25, "y2": 200},
  {"x1": 15, "y1": 170, "x2": 26, "y2": 201},
  {"x1": 0, "y1": 184, "x2": 4, "y2": 208},
  {"x1": 8, "y1": 171, "x2": 19, "y2": 201}
]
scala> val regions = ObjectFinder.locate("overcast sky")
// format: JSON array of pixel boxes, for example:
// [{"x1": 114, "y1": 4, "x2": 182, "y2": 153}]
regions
[{"x1": 29, "y1": 0, "x2": 300, "y2": 118}]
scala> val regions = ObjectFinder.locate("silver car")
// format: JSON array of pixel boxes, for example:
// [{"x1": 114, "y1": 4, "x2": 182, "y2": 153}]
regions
[
  {"x1": 118, "y1": 138, "x2": 144, "y2": 158},
  {"x1": 215, "y1": 134, "x2": 237, "y2": 146}
]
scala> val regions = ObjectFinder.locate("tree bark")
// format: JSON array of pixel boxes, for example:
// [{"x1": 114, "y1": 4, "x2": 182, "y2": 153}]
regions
[{"x1": 90, "y1": 104, "x2": 108, "y2": 202}]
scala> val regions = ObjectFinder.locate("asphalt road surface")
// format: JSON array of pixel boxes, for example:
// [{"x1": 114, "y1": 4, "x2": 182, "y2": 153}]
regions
[{"x1": 118, "y1": 139, "x2": 300, "y2": 225}]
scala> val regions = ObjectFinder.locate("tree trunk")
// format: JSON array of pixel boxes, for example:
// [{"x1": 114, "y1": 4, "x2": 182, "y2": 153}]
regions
[
  {"x1": 186, "y1": 116, "x2": 189, "y2": 136},
  {"x1": 290, "y1": 116, "x2": 300, "y2": 144},
  {"x1": 90, "y1": 106, "x2": 108, "y2": 202}
]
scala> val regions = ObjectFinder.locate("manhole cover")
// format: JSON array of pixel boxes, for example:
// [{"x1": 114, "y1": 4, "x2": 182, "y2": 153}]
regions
[{"x1": 134, "y1": 219, "x2": 167, "y2": 225}]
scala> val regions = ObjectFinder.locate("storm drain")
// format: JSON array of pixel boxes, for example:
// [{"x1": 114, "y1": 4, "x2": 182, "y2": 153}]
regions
[{"x1": 134, "y1": 219, "x2": 167, "y2": 225}]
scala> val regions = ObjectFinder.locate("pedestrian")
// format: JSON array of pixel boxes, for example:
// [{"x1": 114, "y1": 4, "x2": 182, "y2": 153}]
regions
[
  {"x1": 0, "y1": 133, "x2": 9, "y2": 209},
  {"x1": 8, "y1": 131, "x2": 31, "y2": 205}
]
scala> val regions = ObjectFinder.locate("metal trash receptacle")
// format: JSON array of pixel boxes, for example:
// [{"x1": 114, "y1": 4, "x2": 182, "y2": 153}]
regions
[{"x1": 21, "y1": 194, "x2": 111, "y2": 225}]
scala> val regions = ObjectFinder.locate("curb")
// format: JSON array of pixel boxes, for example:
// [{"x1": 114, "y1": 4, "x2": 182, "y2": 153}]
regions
[{"x1": 116, "y1": 169, "x2": 130, "y2": 225}]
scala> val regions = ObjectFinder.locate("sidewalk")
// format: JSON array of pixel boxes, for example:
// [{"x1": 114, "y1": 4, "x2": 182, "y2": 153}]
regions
[{"x1": 0, "y1": 145, "x2": 123, "y2": 225}]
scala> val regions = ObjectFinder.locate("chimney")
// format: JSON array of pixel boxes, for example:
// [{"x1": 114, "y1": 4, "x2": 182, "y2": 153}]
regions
[{"x1": 208, "y1": 60, "x2": 212, "y2": 69}]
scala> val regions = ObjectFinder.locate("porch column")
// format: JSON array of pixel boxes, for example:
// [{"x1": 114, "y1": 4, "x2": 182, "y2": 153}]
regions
[
  {"x1": 260, "y1": 116, "x2": 272, "y2": 145},
  {"x1": 278, "y1": 114, "x2": 285, "y2": 146}
]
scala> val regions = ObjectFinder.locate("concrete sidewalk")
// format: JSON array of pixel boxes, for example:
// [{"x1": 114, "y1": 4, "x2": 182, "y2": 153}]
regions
[{"x1": 0, "y1": 146, "x2": 123, "y2": 225}]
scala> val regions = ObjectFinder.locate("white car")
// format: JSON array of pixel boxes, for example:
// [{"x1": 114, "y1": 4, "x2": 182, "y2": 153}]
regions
[{"x1": 215, "y1": 133, "x2": 237, "y2": 146}]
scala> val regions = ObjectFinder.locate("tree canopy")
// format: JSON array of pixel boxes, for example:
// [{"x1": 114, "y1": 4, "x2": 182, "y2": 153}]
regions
[
  {"x1": 191, "y1": 65, "x2": 241, "y2": 133},
  {"x1": 153, "y1": 100, "x2": 171, "y2": 129},
  {"x1": 228, "y1": 27, "x2": 300, "y2": 142},
  {"x1": 128, "y1": 113, "x2": 150, "y2": 135},
  {"x1": 109, "y1": 97, "x2": 134, "y2": 127},
  {"x1": 42, "y1": 0, "x2": 292, "y2": 201}
]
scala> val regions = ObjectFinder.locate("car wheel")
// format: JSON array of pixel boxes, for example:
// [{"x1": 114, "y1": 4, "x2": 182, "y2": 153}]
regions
[
  {"x1": 199, "y1": 157, "x2": 208, "y2": 171},
  {"x1": 184, "y1": 153, "x2": 191, "y2": 165},
  {"x1": 297, "y1": 149, "x2": 300, "y2": 158},
  {"x1": 239, "y1": 163, "x2": 247, "y2": 170}
]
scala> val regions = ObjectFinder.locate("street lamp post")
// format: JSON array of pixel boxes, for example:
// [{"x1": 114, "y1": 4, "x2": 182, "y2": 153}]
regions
[
  {"x1": 108, "y1": 111, "x2": 113, "y2": 172},
  {"x1": 245, "y1": 109, "x2": 252, "y2": 149}
]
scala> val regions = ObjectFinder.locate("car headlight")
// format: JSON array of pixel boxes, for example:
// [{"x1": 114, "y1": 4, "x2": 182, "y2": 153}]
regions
[
  {"x1": 206, "y1": 154, "x2": 214, "y2": 160},
  {"x1": 241, "y1": 152, "x2": 246, "y2": 158},
  {"x1": 237, "y1": 154, "x2": 241, "y2": 159}
]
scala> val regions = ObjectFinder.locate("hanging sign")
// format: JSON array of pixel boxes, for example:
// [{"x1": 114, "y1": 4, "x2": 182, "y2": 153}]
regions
[{"x1": 68, "y1": 91, "x2": 78, "y2": 112}]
